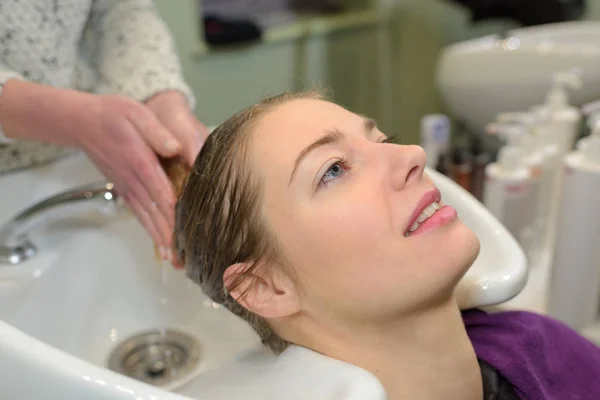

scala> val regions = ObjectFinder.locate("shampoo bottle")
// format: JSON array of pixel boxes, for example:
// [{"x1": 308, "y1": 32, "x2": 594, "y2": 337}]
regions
[
  {"x1": 483, "y1": 125, "x2": 535, "y2": 244},
  {"x1": 540, "y1": 71, "x2": 582, "y2": 154},
  {"x1": 518, "y1": 133, "x2": 545, "y2": 261},
  {"x1": 496, "y1": 113, "x2": 545, "y2": 258},
  {"x1": 420, "y1": 114, "x2": 451, "y2": 171},
  {"x1": 548, "y1": 114, "x2": 600, "y2": 330},
  {"x1": 531, "y1": 107, "x2": 565, "y2": 249}
]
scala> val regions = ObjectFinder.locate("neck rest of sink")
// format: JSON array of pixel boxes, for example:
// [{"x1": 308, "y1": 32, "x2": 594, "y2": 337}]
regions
[{"x1": 179, "y1": 344, "x2": 386, "y2": 400}]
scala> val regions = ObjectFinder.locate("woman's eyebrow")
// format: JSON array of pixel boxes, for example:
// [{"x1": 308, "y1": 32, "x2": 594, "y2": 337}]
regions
[
  {"x1": 288, "y1": 117, "x2": 378, "y2": 185},
  {"x1": 362, "y1": 116, "x2": 377, "y2": 133},
  {"x1": 289, "y1": 128, "x2": 345, "y2": 185}
]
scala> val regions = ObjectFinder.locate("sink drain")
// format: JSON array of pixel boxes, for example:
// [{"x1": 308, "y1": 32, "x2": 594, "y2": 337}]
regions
[{"x1": 107, "y1": 329, "x2": 201, "y2": 387}]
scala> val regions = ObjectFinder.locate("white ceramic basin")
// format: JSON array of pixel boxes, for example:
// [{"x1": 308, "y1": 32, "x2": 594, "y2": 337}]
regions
[
  {"x1": 0, "y1": 153, "x2": 261, "y2": 399},
  {"x1": 0, "y1": 152, "x2": 527, "y2": 399},
  {"x1": 427, "y1": 168, "x2": 527, "y2": 309},
  {"x1": 437, "y1": 21, "x2": 600, "y2": 134}
]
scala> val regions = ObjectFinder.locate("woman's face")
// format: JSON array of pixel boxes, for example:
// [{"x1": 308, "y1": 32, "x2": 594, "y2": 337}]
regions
[{"x1": 249, "y1": 99, "x2": 479, "y2": 325}]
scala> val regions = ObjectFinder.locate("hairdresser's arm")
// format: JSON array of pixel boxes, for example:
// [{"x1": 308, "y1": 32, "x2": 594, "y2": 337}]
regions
[
  {"x1": 0, "y1": 78, "x2": 183, "y2": 251},
  {"x1": 88, "y1": 0, "x2": 209, "y2": 164}
]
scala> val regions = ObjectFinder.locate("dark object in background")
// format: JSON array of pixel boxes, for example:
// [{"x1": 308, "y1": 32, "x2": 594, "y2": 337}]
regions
[
  {"x1": 469, "y1": 136, "x2": 493, "y2": 201},
  {"x1": 435, "y1": 149, "x2": 452, "y2": 177},
  {"x1": 290, "y1": 0, "x2": 344, "y2": 14},
  {"x1": 203, "y1": 15, "x2": 262, "y2": 47},
  {"x1": 451, "y1": 146, "x2": 473, "y2": 193},
  {"x1": 447, "y1": 0, "x2": 586, "y2": 26}
]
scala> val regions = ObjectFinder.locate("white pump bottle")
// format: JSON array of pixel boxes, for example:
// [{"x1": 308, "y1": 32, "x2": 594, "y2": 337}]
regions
[
  {"x1": 420, "y1": 114, "x2": 451, "y2": 169},
  {"x1": 547, "y1": 113, "x2": 600, "y2": 330},
  {"x1": 483, "y1": 124, "x2": 535, "y2": 244},
  {"x1": 494, "y1": 114, "x2": 545, "y2": 258},
  {"x1": 538, "y1": 71, "x2": 582, "y2": 154}
]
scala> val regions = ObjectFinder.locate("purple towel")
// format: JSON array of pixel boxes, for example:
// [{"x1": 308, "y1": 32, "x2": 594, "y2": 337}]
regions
[{"x1": 463, "y1": 309, "x2": 600, "y2": 400}]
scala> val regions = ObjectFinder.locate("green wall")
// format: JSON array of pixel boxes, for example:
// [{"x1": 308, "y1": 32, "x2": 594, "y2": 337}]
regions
[{"x1": 156, "y1": 0, "x2": 600, "y2": 143}]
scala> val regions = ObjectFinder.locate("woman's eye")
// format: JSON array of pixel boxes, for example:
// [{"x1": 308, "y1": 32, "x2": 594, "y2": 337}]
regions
[
  {"x1": 319, "y1": 159, "x2": 349, "y2": 187},
  {"x1": 380, "y1": 135, "x2": 400, "y2": 144}
]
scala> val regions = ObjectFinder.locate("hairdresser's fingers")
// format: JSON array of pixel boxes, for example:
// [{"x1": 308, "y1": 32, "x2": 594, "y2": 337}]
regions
[
  {"x1": 128, "y1": 176, "x2": 174, "y2": 250},
  {"x1": 156, "y1": 107, "x2": 207, "y2": 166},
  {"x1": 127, "y1": 140, "x2": 177, "y2": 227},
  {"x1": 148, "y1": 200, "x2": 174, "y2": 252},
  {"x1": 165, "y1": 114, "x2": 201, "y2": 166},
  {"x1": 103, "y1": 135, "x2": 175, "y2": 248},
  {"x1": 128, "y1": 104, "x2": 182, "y2": 159},
  {"x1": 171, "y1": 252, "x2": 184, "y2": 269},
  {"x1": 145, "y1": 90, "x2": 210, "y2": 166},
  {"x1": 124, "y1": 194, "x2": 162, "y2": 248},
  {"x1": 122, "y1": 156, "x2": 174, "y2": 249}
]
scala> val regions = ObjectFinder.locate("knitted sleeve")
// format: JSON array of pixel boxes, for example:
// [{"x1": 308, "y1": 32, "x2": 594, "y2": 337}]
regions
[
  {"x1": 87, "y1": 0, "x2": 196, "y2": 108},
  {"x1": 0, "y1": 68, "x2": 25, "y2": 143}
]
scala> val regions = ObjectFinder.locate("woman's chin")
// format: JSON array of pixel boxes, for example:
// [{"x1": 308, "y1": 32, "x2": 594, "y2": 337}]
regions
[
  {"x1": 431, "y1": 220, "x2": 480, "y2": 276},
  {"x1": 452, "y1": 222, "x2": 481, "y2": 274}
]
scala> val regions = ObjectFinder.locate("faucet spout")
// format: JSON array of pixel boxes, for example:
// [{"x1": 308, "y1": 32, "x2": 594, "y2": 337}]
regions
[{"x1": 0, "y1": 182, "x2": 119, "y2": 265}]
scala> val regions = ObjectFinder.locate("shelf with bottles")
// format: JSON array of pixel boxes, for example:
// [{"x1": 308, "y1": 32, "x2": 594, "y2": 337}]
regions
[{"x1": 430, "y1": 78, "x2": 600, "y2": 348}]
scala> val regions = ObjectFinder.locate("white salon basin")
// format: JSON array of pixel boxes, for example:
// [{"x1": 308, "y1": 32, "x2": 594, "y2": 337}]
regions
[
  {"x1": 0, "y1": 215, "x2": 260, "y2": 382},
  {"x1": 437, "y1": 21, "x2": 600, "y2": 134},
  {"x1": 426, "y1": 168, "x2": 527, "y2": 309},
  {"x1": 0, "y1": 153, "x2": 261, "y2": 399},
  {"x1": 0, "y1": 153, "x2": 527, "y2": 399}
]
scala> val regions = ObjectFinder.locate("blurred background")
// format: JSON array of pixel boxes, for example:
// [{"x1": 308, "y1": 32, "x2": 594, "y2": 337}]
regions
[{"x1": 156, "y1": 0, "x2": 600, "y2": 144}]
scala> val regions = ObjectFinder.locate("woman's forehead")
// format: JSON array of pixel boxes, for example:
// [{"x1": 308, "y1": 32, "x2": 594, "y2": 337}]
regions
[{"x1": 250, "y1": 99, "x2": 361, "y2": 159}]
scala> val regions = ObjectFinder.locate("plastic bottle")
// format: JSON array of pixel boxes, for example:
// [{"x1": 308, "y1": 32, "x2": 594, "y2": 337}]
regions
[
  {"x1": 420, "y1": 115, "x2": 451, "y2": 171},
  {"x1": 527, "y1": 105, "x2": 569, "y2": 250},
  {"x1": 547, "y1": 114, "x2": 600, "y2": 330},
  {"x1": 539, "y1": 71, "x2": 582, "y2": 154},
  {"x1": 489, "y1": 118, "x2": 543, "y2": 257},
  {"x1": 496, "y1": 112, "x2": 544, "y2": 180},
  {"x1": 518, "y1": 133, "x2": 545, "y2": 260},
  {"x1": 483, "y1": 124, "x2": 535, "y2": 244}
]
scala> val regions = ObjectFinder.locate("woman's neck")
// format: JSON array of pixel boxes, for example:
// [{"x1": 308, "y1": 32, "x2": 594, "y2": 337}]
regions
[{"x1": 295, "y1": 301, "x2": 483, "y2": 400}]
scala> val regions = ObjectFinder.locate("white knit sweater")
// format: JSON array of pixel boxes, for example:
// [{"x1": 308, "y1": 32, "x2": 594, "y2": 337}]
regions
[{"x1": 0, "y1": 0, "x2": 195, "y2": 173}]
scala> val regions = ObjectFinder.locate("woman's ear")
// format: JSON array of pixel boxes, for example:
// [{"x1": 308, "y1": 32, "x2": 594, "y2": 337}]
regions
[{"x1": 223, "y1": 262, "x2": 300, "y2": 319}]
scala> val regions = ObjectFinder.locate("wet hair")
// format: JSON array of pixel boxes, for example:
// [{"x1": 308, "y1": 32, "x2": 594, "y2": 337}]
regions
[{"x1": 174, "y1": 91, "x2": 323, "y2": 354}]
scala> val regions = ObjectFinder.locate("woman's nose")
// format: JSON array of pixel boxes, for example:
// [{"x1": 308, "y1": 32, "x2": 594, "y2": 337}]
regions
[{"x1": 387, "y1": 145, "x2": 427, "y2": 191}]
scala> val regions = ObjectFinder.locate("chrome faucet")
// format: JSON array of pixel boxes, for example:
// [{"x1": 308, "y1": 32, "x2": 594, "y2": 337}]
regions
[{"x1": 0, "y1": 182, "x2": 119, "y2": 265}]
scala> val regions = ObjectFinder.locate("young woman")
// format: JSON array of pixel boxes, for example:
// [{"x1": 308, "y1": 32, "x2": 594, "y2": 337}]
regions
[{"x1": 174, "y1": 92, "x2": 600, "y2": 400}]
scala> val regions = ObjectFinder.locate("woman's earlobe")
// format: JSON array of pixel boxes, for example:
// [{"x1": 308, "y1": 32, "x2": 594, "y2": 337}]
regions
[{"x1": 223, "y1": 263, "x2": 300, "y2": 319}]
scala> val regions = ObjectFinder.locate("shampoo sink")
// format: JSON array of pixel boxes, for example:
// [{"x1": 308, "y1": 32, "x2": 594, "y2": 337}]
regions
[
  {"x1": 437, "y1": 21, "x2": 600, "y2": 134},
  {"x1": 0, "y1": 153, "x2": 260, "y2": 399}
]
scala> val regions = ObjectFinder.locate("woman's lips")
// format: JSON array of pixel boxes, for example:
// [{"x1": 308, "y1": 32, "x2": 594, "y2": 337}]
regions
[
  {"x1": 405, "y1": 188, "x2": 441, "y2": 233},
  {"x1": 408, "y1": 205, "x2": 457, "y2": 237}
]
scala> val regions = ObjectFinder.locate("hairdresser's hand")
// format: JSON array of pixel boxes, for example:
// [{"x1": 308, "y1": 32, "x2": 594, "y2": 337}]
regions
[
  {"x1": 145, "y1": 91, "x2": 209, "y2": 166},
  {"x1": 74, "y1": 94, "x2": 183, "y2": 252}
]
